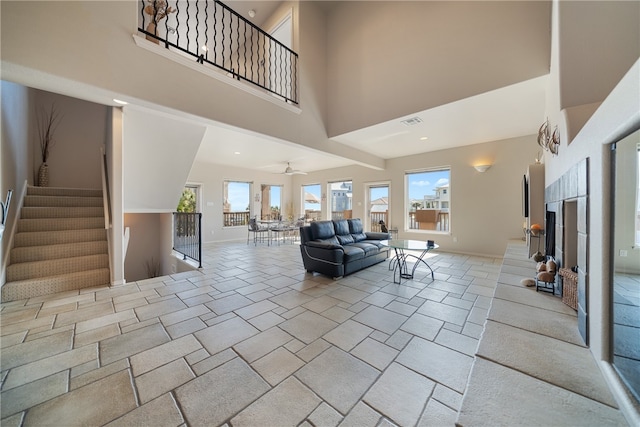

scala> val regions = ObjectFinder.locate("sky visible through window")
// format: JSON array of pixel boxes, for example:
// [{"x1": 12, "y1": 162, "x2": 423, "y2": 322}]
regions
[
  {"x1": 227, "y1": 182, "x2": 250, "y2": 211},
  {"x1": 407, "y1": 170, "x2": 450, "y2": 201},
  {"x1": 304, "y1": 184, "x2": 321, "y2": 211},
  {"x1": 370, "y1": 187, "x2": 388, "y2": 201},
  {"x1": 271, "y1": 186, "x2": 281, "y2": 209}
]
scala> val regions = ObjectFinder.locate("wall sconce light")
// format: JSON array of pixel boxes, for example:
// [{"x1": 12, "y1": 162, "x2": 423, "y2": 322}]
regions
[{"x1": 474, "y1": 164, "x2": 492, "y2": 173}]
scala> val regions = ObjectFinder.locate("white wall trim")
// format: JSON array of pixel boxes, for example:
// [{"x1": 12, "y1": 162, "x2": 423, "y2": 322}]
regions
[{"x1": 132, "y1": 34, "x2": 302, "y2": 115}]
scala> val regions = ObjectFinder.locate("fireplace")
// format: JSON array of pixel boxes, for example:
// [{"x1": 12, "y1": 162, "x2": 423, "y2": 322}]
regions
[{"x1": 545, "y1": 158, "x2": 589, "y2": 344}]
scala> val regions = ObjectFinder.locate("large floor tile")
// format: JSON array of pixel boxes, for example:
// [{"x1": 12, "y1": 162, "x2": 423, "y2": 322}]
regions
[
  {"x1": 279, "y1": 310, "x2": 338, "y2": 344},
  {"x1": 351, "y1": 305, "x2": 407, "y2": 335},
  {"x1": 295, "y1": 346, "x2": 379, "y2": 415},
  {"x1": 477, "y1": 320, "x2": 617, "y2": 407},
  {"x1": 488, "y1": 298, "x2": 584, "y2": 346},
  {"x1": 457, "y1": 358, "x2": 627, "y2": 427},
  {"x1": 100, "y1": 322, "x2": 170, "y2": 365},
  {"x1": 23, "y1": 370, "x2": 137, "y2": 426},
  {"x1": 396, "y1": 337, "x2": 473, "y2": 393},
  {"x1": 104, "y1": 393, "x2": 184, "y2": 427},
  {"x1": 231, "y1": 377, "x2": 320, "y2": 426},
  {"x1": 194, "y1": 316, "x2": 259, "y2": 355},
  {"x1": 364, "y1": 362, "x2": 435, "y2": 426},
  {"x1": 175, "y1": 357, "x2": 270, "y2": 426}
]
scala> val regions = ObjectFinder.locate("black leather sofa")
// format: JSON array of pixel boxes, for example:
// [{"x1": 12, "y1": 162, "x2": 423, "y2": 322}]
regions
[{"x1": 299, "y1": 218, "x2": 390, "y2": 278}]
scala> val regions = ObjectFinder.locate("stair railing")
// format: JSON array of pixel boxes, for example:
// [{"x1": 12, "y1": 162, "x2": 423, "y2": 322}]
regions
[
  {"x1": 0, "y1": 189, "x2": 12, "y2": 241},
  {"x1": 138, "y1": 0, "x2": 298, "y2": 104},
  {"x1": 173, "y1": 212, "x2": 202, "y2": 268}
]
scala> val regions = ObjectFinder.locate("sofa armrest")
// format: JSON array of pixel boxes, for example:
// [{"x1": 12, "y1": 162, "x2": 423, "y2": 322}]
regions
[
  {"x1": 365, "y1": 232, "x2": 390, "y2": 241},
  {"x1": 302, "y1": 242, "x2": 344, "y2": 264}
]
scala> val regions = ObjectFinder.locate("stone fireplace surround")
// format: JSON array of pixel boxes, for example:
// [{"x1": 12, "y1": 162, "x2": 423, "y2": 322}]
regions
[{"x1": 545, "y1": 158, "x2": 589, "y2": 344}]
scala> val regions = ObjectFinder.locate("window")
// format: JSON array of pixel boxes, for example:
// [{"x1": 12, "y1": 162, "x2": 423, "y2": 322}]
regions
[
  {"x1": 302, "y1": 184, "x2": 321, "y2": 222},
  {"x1": 260, "y1": 184, "x2": 282, "y2": 220},
  {"x1": 223, "y1": 181, "x2": 250, "y2": 227},
  {"x1": 406, "y1": 169, "x2": 450, "y2": 232},
  {"x1": 329, "y1": 181, "x2": 352, "y2": 220}
]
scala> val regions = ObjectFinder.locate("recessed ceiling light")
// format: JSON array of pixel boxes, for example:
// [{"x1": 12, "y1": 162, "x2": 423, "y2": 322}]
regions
[
  {"x1": 234, "y1": 151, "x2": 241, "y2": 155},
  {"x1": 113, "y1": 99, "x2": 128, "y2": 105},
  {"x1": 420, "y1": 136, "x2": 428, "y2": 141}
]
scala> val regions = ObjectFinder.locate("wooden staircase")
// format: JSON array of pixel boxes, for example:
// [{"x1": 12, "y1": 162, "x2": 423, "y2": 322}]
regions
[{"x1": 2, "y1": 186, "x2": 110, "y2": 302}]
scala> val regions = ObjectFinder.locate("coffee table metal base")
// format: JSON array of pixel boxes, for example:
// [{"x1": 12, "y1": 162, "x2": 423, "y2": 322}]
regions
[{"x1": 382, "y1": 240, "x2": 438, "y2": 285}]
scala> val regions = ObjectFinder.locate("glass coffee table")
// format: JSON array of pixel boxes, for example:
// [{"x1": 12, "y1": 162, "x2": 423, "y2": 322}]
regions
[{"x1": 381, "y1": 240, "x2": 439, "y2": 284}]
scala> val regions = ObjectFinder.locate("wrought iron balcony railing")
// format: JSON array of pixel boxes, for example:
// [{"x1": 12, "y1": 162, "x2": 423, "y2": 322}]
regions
[
  {"x1": 173, "y1": 212, "x2": 202, "y2": 268},
  {"x1": 139, "y1": 0, "x2": 299, "y2": 104}
]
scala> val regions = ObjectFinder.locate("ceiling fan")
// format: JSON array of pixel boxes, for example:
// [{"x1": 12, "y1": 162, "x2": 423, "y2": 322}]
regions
[{"x1": 282, "y1": 162, "x2": 307, "y2": 175}]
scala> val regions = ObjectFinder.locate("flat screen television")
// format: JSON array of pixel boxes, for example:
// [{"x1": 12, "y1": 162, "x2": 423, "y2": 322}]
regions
[{"x1": 523, "y1": 175, "x2": 529, "y2": 218}]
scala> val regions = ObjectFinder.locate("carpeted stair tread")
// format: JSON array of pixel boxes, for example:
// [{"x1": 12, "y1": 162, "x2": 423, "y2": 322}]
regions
[
  {"x1": 7, "y1": 254, "x2": 109, "y2": 281},
  {"x1": 20, "y1": 206, "x2": 105, "y2": 219},
  {"x1": 10, "y1": 241, "x2": 108, "y2": 264},
  {"x1": 27, "y1": 186, "x2": 102, "y2": 198},
  {"x1": 24, "y1": 195, "x2": 103, "y2": 208},
  {"x1": 18, "y1": 217, "x2": 105, "y2": 232},
  {"x1": 1, "y1": 269, "x2": 110, "y2": 302},
  {"x1": 2, "y1": 186, "x2": 110, "y2": 302},
  {"x1": 14, "y1": 229, "x2": 107, "y2": 247}
]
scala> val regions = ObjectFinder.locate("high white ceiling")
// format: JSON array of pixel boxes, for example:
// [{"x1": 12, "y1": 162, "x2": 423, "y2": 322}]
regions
[{"x1": 183, "y1": 74, "x2": 548, "y2": 174}]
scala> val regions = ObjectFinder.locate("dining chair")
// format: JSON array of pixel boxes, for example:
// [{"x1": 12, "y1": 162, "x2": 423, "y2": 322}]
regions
[{"x1": 247, "y1": 217, "x2": 269, "y2": 245}]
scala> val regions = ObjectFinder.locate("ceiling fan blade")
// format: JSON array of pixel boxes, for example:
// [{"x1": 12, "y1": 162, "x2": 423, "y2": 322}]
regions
[{"x1": 282, "y1": 162, "x2": 307, "y2": 175}]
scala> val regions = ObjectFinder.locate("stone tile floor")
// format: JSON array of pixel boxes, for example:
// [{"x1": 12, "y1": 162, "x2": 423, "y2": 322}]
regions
[{"x1": 1, "y1": 241, "x2": 502, "y2": 426}]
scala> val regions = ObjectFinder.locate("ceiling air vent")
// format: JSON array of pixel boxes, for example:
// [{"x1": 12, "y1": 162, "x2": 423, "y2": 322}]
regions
[{"x1": 401, "y1": 117, "x2": 423, "y2": 126}]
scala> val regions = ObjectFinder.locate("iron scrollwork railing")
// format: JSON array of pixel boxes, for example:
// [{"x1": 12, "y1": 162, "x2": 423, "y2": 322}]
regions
[
  {"x1": 173, "y1": 212, "x2": 202, "y2": 268},
  {"x1": 139, "y1": 0, "x2": 299, "y2": 104}
]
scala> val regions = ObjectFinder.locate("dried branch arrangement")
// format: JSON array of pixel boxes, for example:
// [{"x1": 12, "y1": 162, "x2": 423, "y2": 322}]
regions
[{"x1": 37, "y1": 103, "x2": 63, "y2": 164}]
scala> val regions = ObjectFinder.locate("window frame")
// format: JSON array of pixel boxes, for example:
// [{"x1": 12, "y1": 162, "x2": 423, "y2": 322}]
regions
[
  {"x1": 404, "y1": 167, "x2": 451, "y2": 233},
  {"x1": 222, "y1": 180, "x2": 252, "y2": 227}
]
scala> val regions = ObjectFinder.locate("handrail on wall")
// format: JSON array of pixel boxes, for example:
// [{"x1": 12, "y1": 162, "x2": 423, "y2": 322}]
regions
[
  {"x1": 100, "y1": 145, "x2": 111, "y2": 230},
  {"x1": 0, "y1": 189, "x2": 13, "y2": 241}
]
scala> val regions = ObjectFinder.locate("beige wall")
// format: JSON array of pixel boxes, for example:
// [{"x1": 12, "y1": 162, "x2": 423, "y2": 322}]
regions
[
  {"x1": 33, "y1": 90, "x2": 106, "y2": 189},
  {"x1": 326, "y1": 1, "x2": 551, "y2": 136},
  {"x1": 123, "y1": 212, "x2": 164, "y2": 282},
  {"x1": 187, "y1": 161, "x2": 294, "y2": 243},
  {"x1": 292, "y1": 135, "x2": 540, "y2": 258},
  {"x1": 1, "y1": 81, "x2": 33, "y2": 282},
  {"x1": 544, "y1": 1, "x2": 639, "y2": 422}
]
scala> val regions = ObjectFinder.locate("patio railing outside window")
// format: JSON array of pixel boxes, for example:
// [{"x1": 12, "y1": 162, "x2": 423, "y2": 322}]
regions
[
  {"x1": 139, "y1": 0, "x2": 299, "y2": 104},
  {"x1": 223, "y1": 211, "x2": 249, "y2": 227}
]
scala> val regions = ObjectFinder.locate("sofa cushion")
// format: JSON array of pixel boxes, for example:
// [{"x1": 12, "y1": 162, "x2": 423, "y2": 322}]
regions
[
  {"x1": 337, "y1": 234, "x2": 355, "y2": 245},
  {"x1": 310, "y1": 220, "x2": 336, "y2": 240},
  {"x1": 350, "y1": 242, "x2": 379, "y2": 256},
  {"x1": 342, "y1": 245, "x2": 365, "y2": 262},
  {"x1": 361, "y1": 240, "x2": 386, "y2": 250},
  {"x1": 333, "y1": 219, "x2": 351, "y2": 236},
  {"x1": 348, "y1": 218, "x2": 364, "y2": 234},
  {"x1": 318, "y1": 236, "x2": 340, "y2": 246},
  {"x1": 352, "y1": 232, "x2": 367, "y2": 242}
]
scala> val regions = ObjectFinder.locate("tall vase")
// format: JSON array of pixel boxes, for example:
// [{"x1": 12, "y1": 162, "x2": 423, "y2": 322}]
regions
[
  {"x1": 146, "y1": 22, "x2": 159, "y2": 44},
  {"x1": 38, "y1": 163, "x2": 49, "y2": 187}
]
